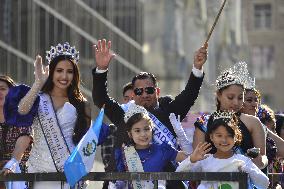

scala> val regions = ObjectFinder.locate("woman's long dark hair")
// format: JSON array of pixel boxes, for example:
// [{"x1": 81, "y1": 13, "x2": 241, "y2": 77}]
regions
[{"x1": 41, "y1": 55, "x2": 89, "y2": 144}]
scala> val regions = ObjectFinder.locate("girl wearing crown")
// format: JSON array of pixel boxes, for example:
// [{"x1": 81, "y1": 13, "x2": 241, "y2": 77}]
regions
[
  {"x1": 177, "y1": 110, "x2": 269, "y2": 189},
  {"x1": 193, "y1": 62, "x2": 268, "y2": 170},
  {"x1": 111, "y1": 103, "x2": 188, "y2": 189},
  {"x1": 2, "y1": 43, "x2": 108, "y2": 189}
]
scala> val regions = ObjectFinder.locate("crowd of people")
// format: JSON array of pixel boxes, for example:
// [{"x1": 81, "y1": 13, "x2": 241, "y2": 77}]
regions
[{"x1": 0, "y1": 39, "x2": 283, "y2": 189}]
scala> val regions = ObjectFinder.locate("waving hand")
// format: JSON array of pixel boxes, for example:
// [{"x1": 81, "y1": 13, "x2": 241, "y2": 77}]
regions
[{"x1": 93, "y1": 39, "x2": 116, "y2": 70}]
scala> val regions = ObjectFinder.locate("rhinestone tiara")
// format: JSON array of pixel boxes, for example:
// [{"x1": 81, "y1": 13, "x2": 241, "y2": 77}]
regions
[
  {"x1": 212, "y1": 110, "x2": 235, "y2": 122},
  {"x1": 124, "y1": 103, "x2": 149, "y2": 123},
  {"x1": 245, "y1": 75, "x2": 256, "y2": 90},
  {"x1": 46, "y1": 42, "x2": 79, "y2": 64},
  {"x1": 216, "y1": 62, "x2": 249, "y2": 90}
]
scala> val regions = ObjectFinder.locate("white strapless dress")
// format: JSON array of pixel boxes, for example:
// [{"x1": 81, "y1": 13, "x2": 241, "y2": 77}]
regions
[{"x1": 27, "y1": 102, "x2": 77, "y2": 189}]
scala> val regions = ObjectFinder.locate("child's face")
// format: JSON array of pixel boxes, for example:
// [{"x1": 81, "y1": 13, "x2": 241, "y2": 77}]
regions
[
  {"x1": 128, "y1": 118, "x2": 153, "y2": 149},
  {"x1": 210, "y1": 125, "x2": 235, "y2": 154}
]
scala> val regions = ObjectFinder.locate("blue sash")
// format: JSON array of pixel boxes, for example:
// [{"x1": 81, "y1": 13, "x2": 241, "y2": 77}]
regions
[{"x1": 148, "y1": 112, "x2": 178, "y2": 149}]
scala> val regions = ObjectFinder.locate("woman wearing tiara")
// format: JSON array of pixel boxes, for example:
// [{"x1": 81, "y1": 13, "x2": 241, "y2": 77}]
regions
[
  {"x1": 241, "y1": 74, "x2": 284, "y2": 176},
  {"x1": 241, "y1": 75, "x2": 284, "y2": 160},
  {"x1": 193, "y1": 62, "x2": 268, "y2": 169},
  {"x1": 3, "y1": 42, "x2": 107, "y2": 189}
]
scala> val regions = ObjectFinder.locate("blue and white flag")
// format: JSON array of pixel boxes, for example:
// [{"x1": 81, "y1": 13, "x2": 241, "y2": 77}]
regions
[{"x1": 64, "y1": 107, "x2": 104, "y2": 187}]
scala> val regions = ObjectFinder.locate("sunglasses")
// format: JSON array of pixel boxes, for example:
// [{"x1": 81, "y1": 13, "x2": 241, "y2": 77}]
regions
[{"x1": 134, "y1": 87, "x2": 156, "y2": 96}]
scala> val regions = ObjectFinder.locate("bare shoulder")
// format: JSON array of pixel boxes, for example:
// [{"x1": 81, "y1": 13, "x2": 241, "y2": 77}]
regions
[
  {"x1": 240, "y1": 113, "x2": 259, "y2": 122},
  {"x1": 240, "y1": 113, "x2": 262, "y2": 130}
]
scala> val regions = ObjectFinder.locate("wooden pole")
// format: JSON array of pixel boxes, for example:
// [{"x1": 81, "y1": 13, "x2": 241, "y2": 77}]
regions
[{"x1": 204, "y1": 0, "x2": 227, "y2": 45}]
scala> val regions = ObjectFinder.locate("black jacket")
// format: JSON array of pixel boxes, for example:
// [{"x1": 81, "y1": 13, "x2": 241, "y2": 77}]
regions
[
  {"x1": 92, "y1": 69, "x2": 204, "y2": 146},
  {"x1": 92, "y1": 69, "x2": 204, "y2": 189}
]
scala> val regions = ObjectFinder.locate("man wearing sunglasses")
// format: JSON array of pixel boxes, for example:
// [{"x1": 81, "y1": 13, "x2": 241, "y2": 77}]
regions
[{"x1": 92, "y1": 39, "x2": 207, "y2": 189}]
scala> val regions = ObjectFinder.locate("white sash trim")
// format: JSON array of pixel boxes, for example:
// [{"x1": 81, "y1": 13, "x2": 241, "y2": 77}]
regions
[
  {"x1": 37, "y1": 94, "x2": 70, "y2": 172},
  {"x1": 123, "y1": 146, "x2": 145, "y2": 189},
  {"x1": 148, "y1": 112, "x2": 178, "y2": 149}
]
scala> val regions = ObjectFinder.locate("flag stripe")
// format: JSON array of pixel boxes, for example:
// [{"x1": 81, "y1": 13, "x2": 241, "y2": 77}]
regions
[
  {"x1": 64, "y1": 108, "x2": 104, "y2": 187},
  {"x1": 64, "y1": 151, "x2": 87, "y2": 186}
]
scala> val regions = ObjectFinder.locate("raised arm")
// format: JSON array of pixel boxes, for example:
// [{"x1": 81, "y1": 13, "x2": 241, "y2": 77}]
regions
[
  {"x1": 176, "y1": 142, "x2": 211, "y2": 172},
  {"x1": 167, "y1": 45, "x2": 208, "y2": 120},
  {"x1": 18, "y1": 55, "x2": 48, "y2": 115},
  {"x1": 92, "y1": 39, "x2": 125, "y2": 125},
  {"x1": 169, "y1": 113, "x2": 193, "y2": 154}
]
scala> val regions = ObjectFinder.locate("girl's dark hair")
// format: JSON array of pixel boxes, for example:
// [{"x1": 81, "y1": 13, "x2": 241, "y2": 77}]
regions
[
  {"x1": 216, "y1": 84, "x2": 244, "y2": 110},
  {"x1": 41, "y1": 55, "x2": 89, "y2": 144},
  {"x1": 205, "y1": 114, "x2": 242, "y2": 152},
  {"x1": 125, "y1": 113, "x2": 153, "y2": 132},
  {"x1": 0, "y1": 75, "x2": 16, "y2": 88}
]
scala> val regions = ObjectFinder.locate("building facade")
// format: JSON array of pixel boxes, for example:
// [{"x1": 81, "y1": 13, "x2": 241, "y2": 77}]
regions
[
  {"x1": 0, "y1": 0, "x2": 144, "y2": 101},
  {"x1": 243, "y1": 0, "x2": 284, "y2": 111}
]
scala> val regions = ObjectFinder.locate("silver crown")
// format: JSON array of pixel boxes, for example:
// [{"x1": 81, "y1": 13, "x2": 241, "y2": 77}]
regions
[
  {"x1": 216, "y1": 62, "x2": 249, "y2": 90},
  {"x1": 245, "y1": 75, "x2": 256, "y2": 90},
  {"x1": 212, "y1": 110, "x2": 235, "y2": 122},
  {"x1": 124, "y1": 103, "x2": 149, "y2": 123},
  {"x1": 46, "y1": 42, "x2": 79, "y2": 64}
]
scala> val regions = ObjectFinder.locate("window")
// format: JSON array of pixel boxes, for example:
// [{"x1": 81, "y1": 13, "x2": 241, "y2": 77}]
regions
[
  {"x1": 251, "y1": 46, "x2": 275, "y2": 79},
  {"x1": 254, "y1": 4, "x2": 271, "y2": 29}
]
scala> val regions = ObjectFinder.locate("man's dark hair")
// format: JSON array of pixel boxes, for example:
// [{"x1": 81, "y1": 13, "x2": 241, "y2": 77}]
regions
[
  {"x1": 122, "y1": 82, "x2": 133, "y2": 95},
  {"x1": 132, "y1": 72, "x2": 157, "y2": 87}
]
